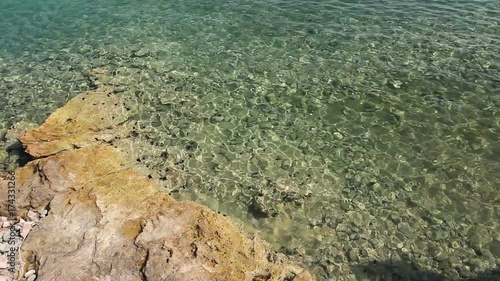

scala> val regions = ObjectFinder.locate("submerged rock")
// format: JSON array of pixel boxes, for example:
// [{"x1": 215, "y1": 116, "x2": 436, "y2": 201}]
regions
[{"x1": 0, "y1": 84, "x2": 313, "y2": 280}]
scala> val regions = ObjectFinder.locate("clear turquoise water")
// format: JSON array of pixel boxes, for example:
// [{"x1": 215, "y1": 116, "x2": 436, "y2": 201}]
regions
[{"x1": 1, "y1": 0, "x2": 499, "y2": 280}]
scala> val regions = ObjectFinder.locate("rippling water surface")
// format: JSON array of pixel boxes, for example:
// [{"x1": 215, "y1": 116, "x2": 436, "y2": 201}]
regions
[{"x1": 1, "y1": 0, "x2": 499, "y2": 280}]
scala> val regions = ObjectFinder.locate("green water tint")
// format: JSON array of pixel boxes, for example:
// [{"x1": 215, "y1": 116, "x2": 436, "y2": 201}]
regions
[{"x1": 1, "y1": 0, "x2": 499, "y2": 279}]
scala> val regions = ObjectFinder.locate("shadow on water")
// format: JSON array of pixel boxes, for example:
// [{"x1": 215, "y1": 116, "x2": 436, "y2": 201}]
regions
[
  {"x1": 6, "y1": 141, "x2": 33, "y2": 168},
  {"x1": 353, "y1": 260, "x2": 500, "y2": 281}
]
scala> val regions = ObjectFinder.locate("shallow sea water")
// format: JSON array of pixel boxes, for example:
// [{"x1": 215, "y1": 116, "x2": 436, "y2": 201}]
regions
[{"x1": 1, "y1": 0, "x2": 499, "y2": 280}]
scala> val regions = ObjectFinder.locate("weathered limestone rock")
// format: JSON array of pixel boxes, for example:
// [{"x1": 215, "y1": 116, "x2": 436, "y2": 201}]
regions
[
  {"x1": 18, "y1": 86, "x2": 131, "y2": 158},
  {"x1": 0, "y1": 86, "x2": 314, "y2": 281}
]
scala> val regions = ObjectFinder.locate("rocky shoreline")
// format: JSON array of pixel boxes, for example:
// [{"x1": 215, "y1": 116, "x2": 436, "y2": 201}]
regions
[{"x1": 0, "y1": 86, "x2": 313, "y2": 280}]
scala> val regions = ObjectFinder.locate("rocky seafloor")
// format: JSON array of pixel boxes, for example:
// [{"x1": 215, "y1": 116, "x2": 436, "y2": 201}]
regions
[
  {"x1": 0, "y1": 3, "x2": 499, "y2": 277},
  {"x1": 0, "y1": 86, "x2": 314, "y2": 281},
  {"x1": 0, "y1": 48, "x2": 498, "y2": 280}
]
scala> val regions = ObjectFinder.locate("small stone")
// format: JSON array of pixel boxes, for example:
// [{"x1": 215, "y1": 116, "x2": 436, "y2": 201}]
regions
[
  {"x1": 168, "y1": 70, "x2": 190, "y2": 79},
  {"x1": 437, "y1": 259, "x2": 452, "y2": 271},
  {"x1": 333, "y1": 132, "x2": 344, "y2": 140},
  {"x1": 2, "y1": 231, "x2": 10, "y2": 242},
  {"x1": 434, "y1": 252, "x2": 448, "y2": 262},
  {"x1": 3, "y1": 75, "x2": 20, "y2": 83},
  {"x1": 459, "y1": 267, "x2": 474, "y2": 278},
  {"x1": 468, "y1": 230, "x2": 486, "y2": 251},
  {"x1": 133, "y1": 48, "x2": 149, "y2": 57},
  {"x1": 0, "y1": 255, "x2": 7, "y2": 269},
  {"x1": 25, "y1": 269, "x2": 36, "y2": 278},
  {"x1": 390, "y1": 252, "x2": 402, "y2": 262},
  {"x1": 40, "y1": 209, "x2": 48, "y2": 217},
  {"x1": 480, "y1": 249, "x2": 496, "y2": 266},
  {"x1": 346, "y1": 210, "x2": 369, "y2": 227},
  {"x1": 27, "y1": 210, "x2": 39, "y2": 222},
  {"x1": 114, "y1": 86, "x2": 126, "y2": 93},
  {"x1": 348, "y1": 248, "x2": 359, "y2": 262},
  {"x1": 432, "y1": 230, "x2": 449, "y2": 240},
  {"x1": 488, "y1": 239, "x2": 500, "y2": 258},
  {"x1": 392, "y1": 109, "x2": 404, "y2": 117},
  {"x1": 397, "y1": 222, "x2": 415, "y2": 238},
  {"x1": 336, "y1": 223, "x2": 349, "y2": 233},
  {"x1": 389, "y1": 80, "x2": 403, "y2": 89},
  {"x1": 0, "y1": 242, "x2": 9, "y2": 253},
  {"x1": 326, "y1": 264, "x2": 341, "y2": 276},
  {"x1": 340, "y1": 201, "x2": 350, "y2": 211},
  {"x1": 371, "y1": 182, "x2": 381, "y2": 190},
  {"x1": 448, "y1": 269, "x2": 460, "y2": 279},
  {"x1": 450, "y1": 240, "x2": 461, "y2": 249},
  {"x1": 20, "y1": 223, "x2": 33, "y2": 239},
  {"x1": 26, "y1": 275, "x2": 36, "y2": 281},
  {"x1": 466, "y1": 257, "x2": 483, "y2": 272},
  {"x1": 332, "y1": 253, "x2": 346, "y2": 264},
  {"x1": 259, "y1": 122, "x2": 272, "y2": 129},
  {"x1": 251, "y1": 218, "x2": 260, "y2": 228}
]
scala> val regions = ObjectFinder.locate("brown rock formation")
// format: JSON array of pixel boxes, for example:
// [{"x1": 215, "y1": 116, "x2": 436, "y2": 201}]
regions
[
  {"x1": 18, "y1": 86, "x2": 131, "y2": 158},
  {"x1": 0, "y1": 86, "x2": 314, "y2": 281}
]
